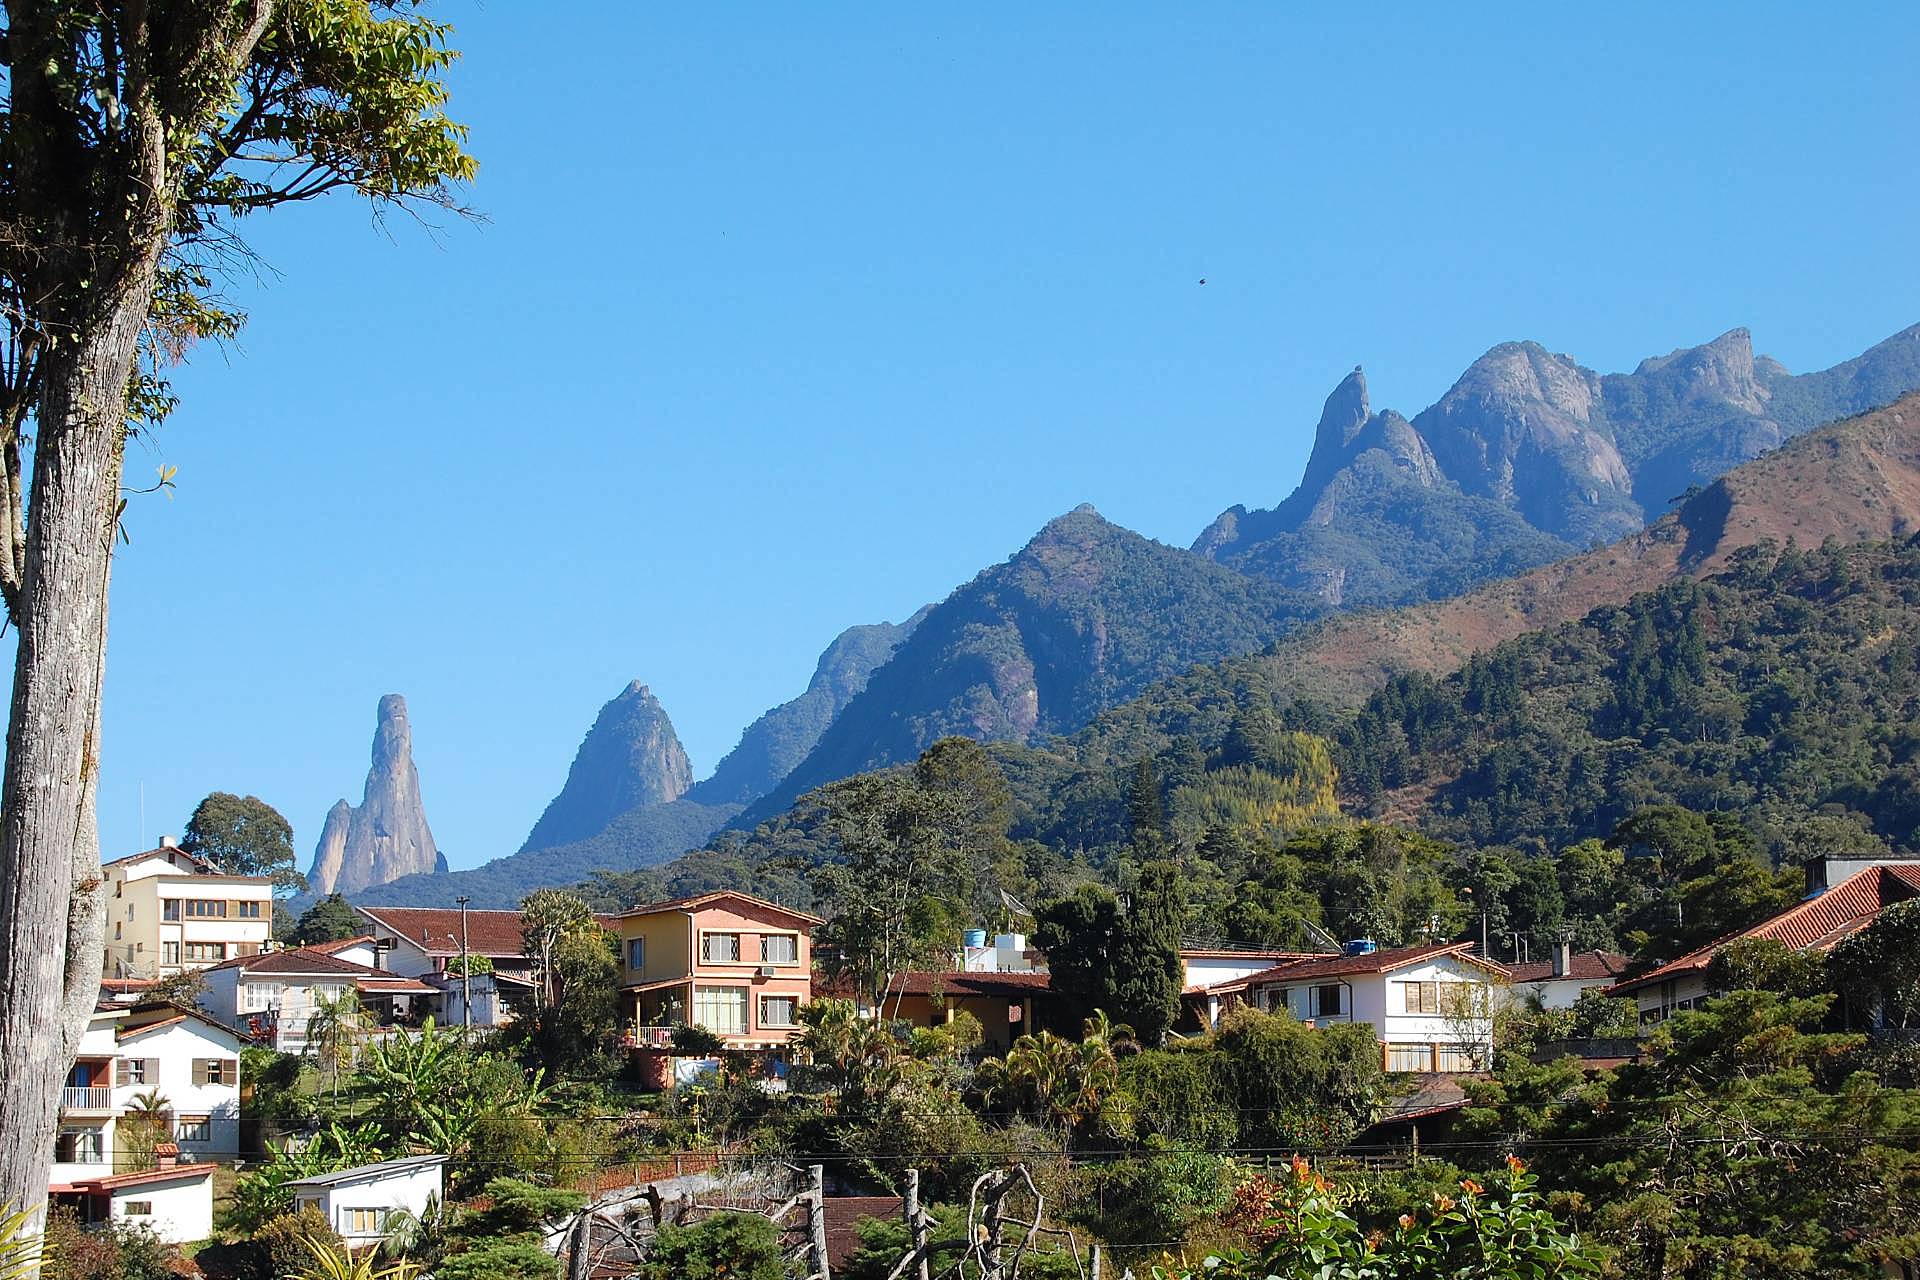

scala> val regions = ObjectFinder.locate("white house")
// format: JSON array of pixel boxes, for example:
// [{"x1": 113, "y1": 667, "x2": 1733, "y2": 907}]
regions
[
  {"x1": 1609, "y1": 863, "x2": 1920, "y2": 1023},
  {"x1": 1501, "y1": 945, "x2": 1630, "y2": 1010},
  {"x1": 1180, "y1": 947, "x2": 1320, "y2": 994},
  {"x1": 49, "y1": 1001, "x2": 243, "y2": 1243},
  {"x1": 199, "y1": 947, "x2": 435, "y2": 1052},
  {"x1": 287, "y1": 1154, "x2": 447, "y2": 1246},
  {"x1": 1201, "y1": 941, "x2": 1505, "y2": 1072}
]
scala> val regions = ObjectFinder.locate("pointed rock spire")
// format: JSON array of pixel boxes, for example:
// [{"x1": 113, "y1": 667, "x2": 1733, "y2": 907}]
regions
[
  {"x1": 519, "y1": 681, "x2": 693, "y2": 853},
  {"x1": 307, "y1": 694, "x2": 440, "y2": 895}
]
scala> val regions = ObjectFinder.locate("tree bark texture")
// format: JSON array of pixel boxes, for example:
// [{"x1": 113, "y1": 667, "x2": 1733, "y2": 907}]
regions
[{"x1": 0, "y1": 291, "x2": 152, "y2": 1226}]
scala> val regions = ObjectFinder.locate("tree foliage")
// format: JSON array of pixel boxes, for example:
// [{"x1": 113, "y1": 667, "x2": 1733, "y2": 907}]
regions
[{"x1": 181, "y1": 792, "x2": 302, "y2": 891}]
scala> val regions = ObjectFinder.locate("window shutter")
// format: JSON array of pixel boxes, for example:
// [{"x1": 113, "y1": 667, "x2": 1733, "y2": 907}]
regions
[
  {"x1": 114, "y1": 1058, "x2": 128, "y2": 1087},
  {"x1": 223, "y1": 1060, "x2": 238, "y2": 1087},
  {"x1": 146, "y1": 1058, "x2": 159, "y2": 1084}
]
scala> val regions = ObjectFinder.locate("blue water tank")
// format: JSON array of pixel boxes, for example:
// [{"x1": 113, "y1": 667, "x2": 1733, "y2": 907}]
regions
[
  {"x1": 963, "y1": 929, "x2": 989, "y2": 948},
  {"x1": 1343, "y1": 938, "x2": 1378, "y2": 955}
]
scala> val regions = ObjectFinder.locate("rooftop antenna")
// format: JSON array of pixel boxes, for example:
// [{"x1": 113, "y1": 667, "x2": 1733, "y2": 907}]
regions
[{"x1": 139, "y1": 781, "x2": 145, "y2": 851}]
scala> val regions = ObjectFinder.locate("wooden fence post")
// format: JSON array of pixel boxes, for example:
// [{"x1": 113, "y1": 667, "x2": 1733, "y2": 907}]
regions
[
  {"x1": 904, "y1": 1167, "x2": 930, "y2": 1280},
  {"x1": 808, "y1": 1162, "x2": 832, "y2": 1280}
]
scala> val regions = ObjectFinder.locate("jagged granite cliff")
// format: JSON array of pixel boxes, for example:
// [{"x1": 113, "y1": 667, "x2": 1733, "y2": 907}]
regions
[
  {"x1": 308, "y1": 694, "x2": 444, "y2": 895},
  {"x1": 1197, "y1": 321, "x2": 1920, "y2": 607},
  {"x1": 519, "y1": 682, "x2": 693, "y2": 852}
]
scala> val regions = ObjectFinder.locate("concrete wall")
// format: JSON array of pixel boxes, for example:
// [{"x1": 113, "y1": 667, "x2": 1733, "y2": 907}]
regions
[{"x1": 111, "y1": 1171, "x2": 215, "y2": 1244}]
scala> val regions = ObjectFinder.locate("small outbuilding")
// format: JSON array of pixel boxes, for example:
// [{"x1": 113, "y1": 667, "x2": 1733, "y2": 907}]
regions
[{"x1": 286, "y1": 1154, "x2": 447, "y2": 1247}]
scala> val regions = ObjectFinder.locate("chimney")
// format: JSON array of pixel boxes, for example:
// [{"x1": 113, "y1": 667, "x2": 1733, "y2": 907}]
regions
[
  {"x1": 158, "y1": 834, "x2": 176, "y2": 849},
  {"x1": 1552, "y1": 938, "x2": 1572, "y2": 978}
]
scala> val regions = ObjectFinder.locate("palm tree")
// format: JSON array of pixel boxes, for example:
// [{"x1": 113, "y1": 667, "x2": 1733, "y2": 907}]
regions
[
  {"x1": 0, "y1": 1204, "x2": 39, "y2": 1280},
  {"x1": 289, "y1": 1234, "x2": 420, "y2": 1280},
  {"x1": 306, "y1": 989, "x2": 366, "y2": 1105},
  {"x1": 119, "y1": 1089, "x2": 173, "y2": 1171},
  {"x1": 979, "y1": 1011, "x2": 1132, "y2": 1132}
]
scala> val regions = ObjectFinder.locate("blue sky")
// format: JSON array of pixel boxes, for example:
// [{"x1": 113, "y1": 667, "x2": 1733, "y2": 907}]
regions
[{"x1": 96, "y1": 4, "x2": 1919, "y2": 871}]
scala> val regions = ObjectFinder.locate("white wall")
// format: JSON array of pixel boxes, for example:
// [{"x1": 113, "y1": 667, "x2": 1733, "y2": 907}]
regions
[
  {"x1": 1249, "y1": 955, "x2": 1497, "y2": 1071},
  {"x1": 112, "y1": 1172, "x2": 214, "y2": 1244},
  {"x1": 1514, "y1": 975, "x2": 1616, "y2": 1011},
  {"x1": 1183, "y1": 954, "x2": 1295, "y2": 991},
  {"x1": 293, "y1": 1163, "x2": 445, "y2": 1243},
  {"x1": 117, "y1": 1019, "x2": 243, "y2": 1163}
]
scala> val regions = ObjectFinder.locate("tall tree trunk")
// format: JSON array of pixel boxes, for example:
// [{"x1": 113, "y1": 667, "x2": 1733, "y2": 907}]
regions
[{"x1": 0, "y1": 290, "x2": 147, "y2": 1227}]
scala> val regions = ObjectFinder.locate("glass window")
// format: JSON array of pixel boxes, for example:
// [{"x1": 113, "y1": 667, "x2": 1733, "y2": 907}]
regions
[
  {"x1": 196, "y1": 1058, "x2": 236, "y2": 1087},
  {"x1": 176, "y1": 1116, "x2": 211, "y2": 1143},
  {"x1": 1402, "y1": 981, "x2": 1439, "y2": 1014},
  {"x1": 119, "y1": 1057, "x2": 151, "y2": 1086},
  {"x1": 759, "y1": 995, "x2": 798, "y2": 1027},
  {"x1": 235, "y1": 900, "x2": 262, "y2": 919},
  {"x1": 162, "y1": 900, "x2": 181, "y2": 922},
  {"x1": 123, "y1": 1201, "x2": 153, "y2": 1217},
  {"x1": 183, "y1": 942, "x2": 225, "y2": 962},
  {"x1": 184, "y1": 899, "x2": 227, "y2": 918},
  {"x1": 701, "y1": 933, "x2": 741, "y2": 964},
  {"x1": 628, "y1": 938, "x2": 645, "y2": 971},
  {"x1": 760, "y1": 934, "x2": 798, "y2": 965},
  {"x1": 1387, "y1": 1044, "x2": 1433, "y2": 1073},
  {"x1": 343, "y1": 1208, "x2": 385, "y2": 1235},
  {"x1": 1436, "y1": 1046, "x2": 1483, "y2": 1072},
  {"x1": 57, "y1": 1129, "x2": 104, "y2": 1163},
  {"x1": 1314, "y1": 985, "x2": 1342, "y2": 1017},
  {"x1": 241, "y1": 983, "x2": 276, "y2": 1013},
  {"x1": 162, "y1": 942, "x2": 181, "y2": 965},
  {"x1": 692, "y1": 986, "x2": 747, "y2": 1036}
]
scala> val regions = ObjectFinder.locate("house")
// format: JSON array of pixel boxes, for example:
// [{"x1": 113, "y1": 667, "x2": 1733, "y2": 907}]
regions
[
  {"x1": 1608, "y1": 862, "x2": 1920, "y2": 1023},
  {"x1": 609, "y1": 891, "x2": 821, "y2": 1053},
  {"x1": 866, "y1": 971, "x2": 1067, "y2": 1054},
  {"x1": 354, "y1": 905, "x2": 620, "y2": 1026},
  {"x1": 1201, "y1": 941, "x2": 1505, "y2": 1072},
  {"x1": 286, "y1": 1154, "x2": 447, "y2": 1247},
  {"x1": 100, "y1": 840, "x2": 274, "y2": 979},
  {"x1": 1501, "y1": 944, "x2": 1631, "y2": 1010},
  {"x1": 1180, "y1": 947, "x2": 1322, "y2": 994},
  {"x1": 198, "y1": 947, "x2": 436, "y2": 1051},
  {"x1": 49, "y1": 1001, "x2": 246, "y2": 1243}
]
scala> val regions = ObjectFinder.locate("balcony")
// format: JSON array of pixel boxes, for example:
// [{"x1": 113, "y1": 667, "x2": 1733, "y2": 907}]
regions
[
  {"x1": 625, "y1": 1025, "x2": 676, "y2": 1050},
  {"x1": 61, "y1": 1086, "x2": 111, "y2": 1112}
]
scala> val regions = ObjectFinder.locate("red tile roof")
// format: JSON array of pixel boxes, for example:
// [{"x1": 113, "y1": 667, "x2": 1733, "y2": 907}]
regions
[
  {"x1": 206, "y1": 947, "x2": 377, "y2": 977},
  {"x1": 816, "y1": 970, "x2": 1054, "y2": 1000},
  {"x1": 613, "y1": 890, "x2": 824, "y2": 927},
  {"x1": 52, "y1": 1162, "x2": 218, "y2": 1194},
  {"x1": 355, "y1": 906, "x2": 617, "y2": 958},
  {"x1": 1503, "y1": 950, "x2": 1632, "y2": 984},
  {"x1": 1610, "y1": 865, "x2": 1920, "y2": 995},
  {"x1": 1208, "y1": 942, "x2": 1496, "y2": 993},
  {"x1": 305, "y1": 935, "x2": 376, "y2": 955}
]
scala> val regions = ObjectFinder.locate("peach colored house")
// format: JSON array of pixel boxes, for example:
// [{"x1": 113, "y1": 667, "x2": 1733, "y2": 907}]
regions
[{"x1": 610, "y1": 891, "x2": 821, "y2": 1054}]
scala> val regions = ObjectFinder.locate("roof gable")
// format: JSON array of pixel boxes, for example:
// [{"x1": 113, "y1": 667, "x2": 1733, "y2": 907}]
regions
[
  {"x1": 1210, "y1": 943, "x2": 1498, "y2": 993},
  {"x1": 615, "y1": 890, "x2": 823, "y2": 927}
]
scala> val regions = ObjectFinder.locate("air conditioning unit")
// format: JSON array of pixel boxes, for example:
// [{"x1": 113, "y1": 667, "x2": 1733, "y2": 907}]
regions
[{"x1": 756, "y1": 965, "x2": 778, "y2": 979}]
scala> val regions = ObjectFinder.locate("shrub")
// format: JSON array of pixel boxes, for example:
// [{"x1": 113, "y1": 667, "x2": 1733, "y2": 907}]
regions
[
  {"x1": 637, "y1": 1212, "x2": 784, "y2": 1280},
  {"x1": 460, "y1": 1178, "x2": 586, "y2": 1239},
  {"x1": 670, "y1": 1024, "x2": 726, "y2": 1057},
  {"x1": 437, "y1": 1237, "x2": 558, "y2": 1280}
]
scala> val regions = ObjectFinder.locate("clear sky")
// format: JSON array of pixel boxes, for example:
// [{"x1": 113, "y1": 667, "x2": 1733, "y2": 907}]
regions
[{"x1": 91, "y1": 3, "x2": 1920, "y2": 871}]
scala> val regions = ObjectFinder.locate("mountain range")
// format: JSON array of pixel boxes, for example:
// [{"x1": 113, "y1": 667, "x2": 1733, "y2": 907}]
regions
[{"x1": 346, "y1": 320, "x2": 1920, "y2": 908}]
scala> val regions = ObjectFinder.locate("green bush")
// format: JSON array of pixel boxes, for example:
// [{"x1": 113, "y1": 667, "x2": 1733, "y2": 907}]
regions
[
  {"x1": 637, "y1": 1212, "x2": 784, "y2": 1280},
  {"x1": 461, "y1": 1177, "x2": 586, "y2": 1239},
  {"x1": 437, "y1": 1236, "x2": 559, "y2": 1280}
]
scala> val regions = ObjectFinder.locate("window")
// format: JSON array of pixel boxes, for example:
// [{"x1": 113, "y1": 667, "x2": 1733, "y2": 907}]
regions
[
  {"x1": 1401, "y1": 981, "x2": 1440, "y2": 1014},
  {"x1": 241, "y1": 983, "x2": 277, "y2": 1013},
  {"x1": 122, "y1": 1201, "x2": 153, "y2": 1217},
  {"x1": 1386, "y1": 1044, "x2": 1433, "y2": 1073},
  {"x1": 692, "y1": 986, "x2": 748, "y2": 1036},
  {"x1": 118, "y1": 1057, "x2": 153, "y2": 1086},
  {"x1": 184, "y1": 942, "x2": 225, "y2": 962},
  {"x1": 1314, "y1": 984, "x2": 1343, "y2": 1017},
  {"x1": 701, "y1": 933, "x2": 741, "y2": 963},
  {"x1": 759, "y1": 995, "x2": 798, "y2": 1027},
  {"x1": 628, "y1": 938, "x2": 645, "y2": 971},
  {"x1": 760, "y1": 934, "x2": 798, "y2": 965},
  {"x1": 236, "y1": 942, "x2": 263, "y2": 957},
  {"x1": 343, "y1": 1208, "x2": 387, "y2": 1235},
  {"x1": 162, "y1": 899, "x2": 181, "y2": 922},
  {"x1": 235, "y1": 900, "x2": 262, "y2": 919},
  {"x1": 114, "y1": 923, "x2": 123, "y2": 940},
  {"x1": 1436, "y1": 1046, "x2": 1483, "y2": 1072},
  {"x1": 162, "y1": 942, "x2": 181, "y2": 966},
  {"x1": 195, "y1": 1059, "x2": 238, "y2": 1087},
  {"x1": 56, "y1": 1129, "x2": 104, "y2": 1163},
  {"x1": 184, "y1": 899, "x2": 227, "y2": 918},
  {"x1": 176, "y1": 1115, "x2": 211, "y2": 1143}
]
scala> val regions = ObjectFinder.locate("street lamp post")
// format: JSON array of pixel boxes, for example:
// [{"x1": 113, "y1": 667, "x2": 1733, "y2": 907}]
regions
[{"x1": 455, "y1": 895, "x2": 473, "y2": 1033}]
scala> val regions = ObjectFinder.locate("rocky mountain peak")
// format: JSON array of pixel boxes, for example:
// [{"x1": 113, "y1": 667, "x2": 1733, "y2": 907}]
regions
[
  {"x1": 1632, "y1": 327, "x2": 1767, "y2": 414},
  {"x1": 519, "y1": 681, "x2": 693, "y2": 854},
  {"x1": 307, "y1": 695, "x2": 442, "y2": 896}
]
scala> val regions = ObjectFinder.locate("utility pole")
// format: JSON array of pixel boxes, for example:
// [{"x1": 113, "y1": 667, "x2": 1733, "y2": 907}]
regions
[{"x1": 456, "y1": 895, "x2": 473, "y2": 1033}]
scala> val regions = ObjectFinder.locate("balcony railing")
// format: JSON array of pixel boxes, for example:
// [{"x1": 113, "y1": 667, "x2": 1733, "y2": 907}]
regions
[
  {"x1": 626, "y1": 1026, "x2": 676, "y2": 1050},
  {"x1": 61, "y1": 1086, "x2": 111, "y2": 1111}
]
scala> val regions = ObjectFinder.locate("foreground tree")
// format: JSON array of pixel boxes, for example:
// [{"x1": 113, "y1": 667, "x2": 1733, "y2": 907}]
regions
[{"x1": 0, "y1": 0, "x2": 473, "y2": 1229}]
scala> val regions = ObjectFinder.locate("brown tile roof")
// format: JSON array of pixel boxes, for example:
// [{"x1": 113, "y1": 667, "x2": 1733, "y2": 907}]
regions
[
  {"x1": 115, "y1": 1003, "x2": 249, "y2": 1045},
  {"x1": 305, "y1": 935, "x2": 376, "y2": 955},
  {"x1": 878, "y1": 971, "x2": 1053, "y2": 999},
  {"x1": 206, "y1": 947, "x2": 375, "y2": 977},
  {"x1": 52, "y1": 1162, "x2": 218, "y2": 1194},
  {"x1": 1208, "y1": 942, "x2": 1497, "y2": 993},
  {"x1": 1609, "y1": 865, "x2": 1920, "y2": 996},
  {"x1": 613, "y1": 890, "x2": 824, "y2": 927},
  {"x1": 1503, "y1": 950, "x2": 1632, "y2": 984},
  {"x1": 355, "y1": 906, "x2": 617, "y2": 958}
]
